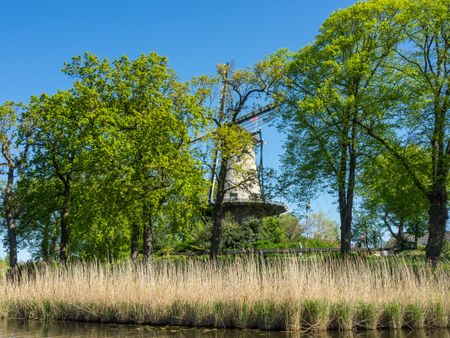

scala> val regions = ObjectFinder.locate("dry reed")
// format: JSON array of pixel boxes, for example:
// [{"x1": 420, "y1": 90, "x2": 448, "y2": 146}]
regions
[{"x1": 0, "y1": 256, "x2": 448, "y2": 332}]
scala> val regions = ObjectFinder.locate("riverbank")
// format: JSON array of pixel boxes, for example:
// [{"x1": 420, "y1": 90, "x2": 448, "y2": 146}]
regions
[{"x1": 0, "y1": 256, "x2": 448, "y2": 332}]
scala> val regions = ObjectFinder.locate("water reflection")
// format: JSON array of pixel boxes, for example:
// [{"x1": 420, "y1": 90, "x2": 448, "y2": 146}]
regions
[{"x1": 0, "y1": 320, "x2": 448, "y2": 338}]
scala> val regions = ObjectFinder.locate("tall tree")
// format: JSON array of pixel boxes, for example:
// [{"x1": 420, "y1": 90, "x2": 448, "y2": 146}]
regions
[
  {"x1": 277, "y1": 0, "x2": 401, "y2": 253},
  {"x1": 63, "y1": 53, "x2": 208, "y2": 261},
  {"x1": 26, "y1": 91, "x2": 94, "y2": 264},
  {"x1": 355, "y1": 0, "x2": 449, "y2": 263},
  {"x1": 0, "y1": 102, "x2": 32, "y2": 269},
  {"x1": 22, "y1": 53, "x2": 208, "y2": 263}
]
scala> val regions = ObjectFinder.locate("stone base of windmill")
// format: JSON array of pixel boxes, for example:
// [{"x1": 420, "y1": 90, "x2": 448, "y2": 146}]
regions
[{"x1": 221, "y1": 198, "x2": 288, "y2": 224}]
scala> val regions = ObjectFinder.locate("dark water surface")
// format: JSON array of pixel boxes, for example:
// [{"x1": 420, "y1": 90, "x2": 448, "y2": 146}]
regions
[{"x1": 0, "y1": 320, "x2": 448, "y2": 338}]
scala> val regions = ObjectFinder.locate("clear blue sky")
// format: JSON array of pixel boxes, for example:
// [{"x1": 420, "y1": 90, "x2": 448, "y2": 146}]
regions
[{"x1": 0, "y1": 0, "x2": 357, "y2": 260}]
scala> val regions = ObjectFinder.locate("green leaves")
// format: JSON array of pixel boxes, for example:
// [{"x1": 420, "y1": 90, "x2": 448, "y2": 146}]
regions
[
  {"x1": 358, "y1": 148, "x2": 430, "y2": 243},
  {"x1": 16, "y1": 52, "x2": 209, "y2": 261}
]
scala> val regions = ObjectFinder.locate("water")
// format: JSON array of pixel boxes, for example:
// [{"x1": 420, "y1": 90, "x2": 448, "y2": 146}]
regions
[{"x1": 0, "y1": 320, "x2": 448, "y2": 338}]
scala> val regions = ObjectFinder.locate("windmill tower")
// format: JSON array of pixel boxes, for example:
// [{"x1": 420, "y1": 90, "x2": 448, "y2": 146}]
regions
[
  {"x1": 197, "y1": 62, "x2": 287, "y2": 225},
  {"x1": 223, "y1": 134, "x2": 261, "y2": 202},
  {"x1": 219, "y1": 128, "x2": 287, "y2": 224},
  {"x1": 206, "y1": 103, "x2": 287, "y2": 224}
]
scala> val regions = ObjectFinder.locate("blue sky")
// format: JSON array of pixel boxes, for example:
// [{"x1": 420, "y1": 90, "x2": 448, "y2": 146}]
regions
[{"x1": 0, "y1": 0, "x2": 357, "y2": 260}]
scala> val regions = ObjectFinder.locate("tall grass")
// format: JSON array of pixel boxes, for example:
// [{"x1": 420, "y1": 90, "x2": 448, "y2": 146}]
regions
[{"x1": 0, "y1": 256, "x2": 448, "y2": 332}]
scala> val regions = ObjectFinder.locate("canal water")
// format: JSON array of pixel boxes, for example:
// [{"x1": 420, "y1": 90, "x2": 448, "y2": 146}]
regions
[{"x1": 0, "y1": 320, "x2": 448, "y2": 338}]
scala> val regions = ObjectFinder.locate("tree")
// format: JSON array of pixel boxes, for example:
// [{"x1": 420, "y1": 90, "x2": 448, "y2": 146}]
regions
[
  {"x1": 352, "y1": 210, "x2": 385, "y2": 248},
  {"x1": 209, "y1": 123, "x2": 255, "y2": 260},
  {"x1": 354, "y1": 0, "x2": 449, "y2": 263},
  {"x1": 0, "y1": 102, "x2": 32, "y2": 269},
  {"x1": 26, "y1": 91, "x2": 94, "y2": 264},
  {"x1": 303, "y1": 212, "x2": 339, "y2": 242},
  {"x1": 20, "y1": 53, "x2": 208, "y2": 263},
  {"x1": 358, "y1": 148, "x2": 429, "y2": 250},
  {"x1": 62, "y1": 53, "x2": 208, "y2": 261},
  {"x1": 276, "y1": 0, "x2": 401, "y2": 253}
]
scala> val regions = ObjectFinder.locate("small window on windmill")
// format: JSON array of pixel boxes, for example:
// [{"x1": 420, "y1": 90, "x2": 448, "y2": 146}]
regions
[{"x1": 230, "y1": 192, "x2": 238, "y2": 200}]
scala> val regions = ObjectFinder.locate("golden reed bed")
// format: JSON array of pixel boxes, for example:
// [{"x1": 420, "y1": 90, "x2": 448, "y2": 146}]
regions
[{"x1": 0, "y1": 256, "x2": 448, "y2": 332}]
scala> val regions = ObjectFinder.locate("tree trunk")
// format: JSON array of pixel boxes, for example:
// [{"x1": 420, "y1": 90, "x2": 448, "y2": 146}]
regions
[
  {"x1": 337, "y1": 121, "x2": 357, "y2": 255},
  {"x1": 210, "y1": 161, "x2": 227, "y2": 262},
  {"x1": 425, "y1": 186, "x2": 448, "y2": 265},
  {"x1": 41, "y1": 222, "x2": 50, "y2": 263},
  {"x1": 59, "y1": 180, "x2": 71, "y2": 265},
  {"x1": 4, "y1": 166, "x2": 18, "y2": 270},
  {"x1": 59, "y1": 207, "x2": 70, "y2": 264},
  {"x1": 425, "y1": 95, "x2": 448, "y2": 264},
  {"x1": 210, "y1": 203, "x2": 223, "y2": 262},
  {"x1": 338, "y1": 167, "x2": 351, "y2": 254},
  {"x1": 143, "y1": 204, "x2": 153, "y2": 262},
  {"x1": 3, "y1": 165, "x2": 17, "y2": 270},
  {"x1": 130, "y1": 222, "x2": 140, "y2": 261},
  {"x1": 339, "y1": 202, "x2": 352, "y2": 254},
  {"x1": 397, "y1": 218, "x2": 405, "y2": 251},
  {"x1": 49, "y1": 232, "x2": 57, "y2": 262},
  {"x1": 143, "y1": 219, "x2": 152, "y2": 262}
]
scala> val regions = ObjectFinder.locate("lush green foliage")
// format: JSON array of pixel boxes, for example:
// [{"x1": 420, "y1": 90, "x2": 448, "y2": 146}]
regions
[
  {"x1": 9, "y1": 53, "x2": 209, "y2": 262},
  {"x1": 273, "y1": 0, "x2": 449, "y2": 260},
  {"x1": 357, "y1": 149, "x2": 430, "y2": 249},
  {"x1": 1, "y1": 0, "x2": 448, "y2": 265},
  {"x1": 169, "y1": 213, "x2": 338, "y2": 253}
]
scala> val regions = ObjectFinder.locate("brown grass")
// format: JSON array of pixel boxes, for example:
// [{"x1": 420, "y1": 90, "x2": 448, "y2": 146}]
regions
[{"x1": 0, "y1": 256, "x2": 448, "y2": 331}]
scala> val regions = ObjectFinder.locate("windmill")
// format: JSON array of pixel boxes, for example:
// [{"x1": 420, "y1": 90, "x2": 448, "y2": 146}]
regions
[
  {"x1": 218, "y1": 103, "x2": 287, "y2": 224},
  {"x1": 195, "y1": 62, "x2": 287, "y2": 225}
]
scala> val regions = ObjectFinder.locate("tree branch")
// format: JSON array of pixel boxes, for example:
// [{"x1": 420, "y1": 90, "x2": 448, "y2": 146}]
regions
[{"x1": 355, "y1": 119, "x2": 429, "y2": 197}]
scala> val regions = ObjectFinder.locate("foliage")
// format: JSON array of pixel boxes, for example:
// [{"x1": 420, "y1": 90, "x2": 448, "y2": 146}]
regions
[
  {"x1": 357, "y1": 148, "x2": 429, "y2": 248},
  {"x1": 303, "y1": 212, "x2": 339, "y2": 242},
  {"x1": 275, "y1": 0, "x2": 403, "y2": 252},
  {"x1": 179, "y1": 213, "x2": 337, "y2": 251},
  {"x1": 16, "y1": 53, "x2": 208, "y2": 262},
  {"x1": 352, "y1": 209, "x2": 385, "y2": 248},
  {"x1": 351, "y1": 0, "x2": 450, "y2": 262}
]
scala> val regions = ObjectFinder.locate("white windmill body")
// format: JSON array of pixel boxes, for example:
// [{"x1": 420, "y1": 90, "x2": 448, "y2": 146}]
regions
[
  {"x1": 223, "y1": 139, "x2": 261, "y2": 202},
  {"x1": 213, "y1": 109, "x2": 287, "y2": 223}
]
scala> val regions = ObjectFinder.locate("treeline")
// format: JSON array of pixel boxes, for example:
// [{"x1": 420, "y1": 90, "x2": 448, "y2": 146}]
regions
[
  {"x1": 275, "y1": 0, "x2": 449, "y2": 264},
  {"x1": 207, "y1": 0, "x2": 449, "y2": 263},
  {"x1": 1, "y1": 0, "x2": 449, "y2": 268},
  {"x1": 1, "y1": 54, "x2": 210, "y2": 267}
]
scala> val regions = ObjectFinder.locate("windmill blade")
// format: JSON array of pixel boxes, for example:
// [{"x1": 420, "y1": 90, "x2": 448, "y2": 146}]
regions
[
  {"x1": 192, "y1": 103, "x2": 277, "y2": 144},
  {"x1": 235, "y1": 103, "x2": 277, "y2": 125}
]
